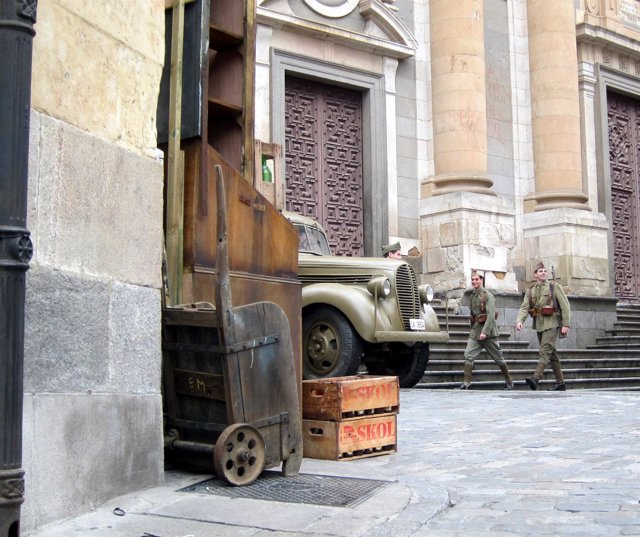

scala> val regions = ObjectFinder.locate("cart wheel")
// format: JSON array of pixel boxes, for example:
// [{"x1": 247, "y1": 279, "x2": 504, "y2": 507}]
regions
[{"x1": 214, "y1": 424, "x2": 265, "y2": 486}]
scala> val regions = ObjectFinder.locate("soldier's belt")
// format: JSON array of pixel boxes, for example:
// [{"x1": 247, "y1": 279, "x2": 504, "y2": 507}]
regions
[
  {"x1": 470, "y1": 312, "x2": 499, "y2": 324},
  {"x1": 529, "y1": 307, "x2": 556, "y2": 318}
]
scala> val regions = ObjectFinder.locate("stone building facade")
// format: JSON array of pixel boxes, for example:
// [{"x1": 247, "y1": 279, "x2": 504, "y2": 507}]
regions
[
  {"x1": 17, "y1": 0, "x2": 640, "y2": 532},
  {"x1": 256, "y1": 0, "x2": 640, "y2": 306},
  {"x1": 22, "y1": 0, "x2": 166, "y2": 531}
]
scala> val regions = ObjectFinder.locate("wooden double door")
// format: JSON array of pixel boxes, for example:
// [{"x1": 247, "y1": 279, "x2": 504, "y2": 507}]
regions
[
  {"x1": 608, "y1": 90, "x2": 640, "y2": 303},
  {"x1": 284, "y1": 76, "x2": 364, "y2": 256}
]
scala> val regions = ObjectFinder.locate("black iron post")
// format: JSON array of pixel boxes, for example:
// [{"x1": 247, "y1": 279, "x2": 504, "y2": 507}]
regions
[{"x1": 0, "y1": 1, "x2": 37, "y2": 535}]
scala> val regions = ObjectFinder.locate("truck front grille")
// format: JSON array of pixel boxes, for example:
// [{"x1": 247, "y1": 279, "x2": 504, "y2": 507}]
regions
[{"x1": 395, "y1": 264, "x2": 421, "y2": 329}]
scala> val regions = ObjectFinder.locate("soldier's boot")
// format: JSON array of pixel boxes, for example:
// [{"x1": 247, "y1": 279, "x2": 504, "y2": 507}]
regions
[
  {"x1": 525, "y1": 363, "x2": 546, "y2": 391},
  {"x1": 551, "y1": 361, "x2": 566, "y2": 391},
  {"x1": 459, "y1": 364, "x2": 473, "y2": 390},
  {"x1": 499, "y1": 364, "x2": 513, "y2": 390}
]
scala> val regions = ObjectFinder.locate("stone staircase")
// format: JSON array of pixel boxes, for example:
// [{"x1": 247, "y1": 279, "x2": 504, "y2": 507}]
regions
[{"x1": 419, "y1": 303, "x2": 640, "y2": 391}]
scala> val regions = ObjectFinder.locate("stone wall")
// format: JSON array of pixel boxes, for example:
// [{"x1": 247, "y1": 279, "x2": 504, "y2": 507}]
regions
[{"x1": 22, "y1": 0, "x2": 165, "y2": 530}]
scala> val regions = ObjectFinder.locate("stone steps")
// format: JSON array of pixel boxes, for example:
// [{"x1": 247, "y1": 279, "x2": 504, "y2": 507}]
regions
[{"x1": 426, "y1": 302, "x2": 640, "y2": 390}]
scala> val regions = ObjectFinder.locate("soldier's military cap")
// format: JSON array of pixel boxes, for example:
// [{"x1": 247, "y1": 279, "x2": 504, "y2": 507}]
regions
[
  {"x1": 382, "y1": 242, "x2": 401, "y2": 256},
  {"x1": 534, "y1": 261, "x2": 546, "y2": 273},
  {"x1": 470, "y1": 269, "x2": 483, "y2": 279}
]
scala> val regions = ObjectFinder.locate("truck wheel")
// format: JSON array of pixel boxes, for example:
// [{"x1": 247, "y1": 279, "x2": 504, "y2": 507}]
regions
[
  {"x1": 302, "y1": 306, "x2": 363, "y2": 379},
  {"x1": 367, "y1": 344, "x2": 429, "y2": 388}
]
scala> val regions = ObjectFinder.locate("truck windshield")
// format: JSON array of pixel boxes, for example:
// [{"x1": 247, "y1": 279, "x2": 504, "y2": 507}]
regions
[{"x1": 295, "y1": 224, "x2": 332, "y2": 255}]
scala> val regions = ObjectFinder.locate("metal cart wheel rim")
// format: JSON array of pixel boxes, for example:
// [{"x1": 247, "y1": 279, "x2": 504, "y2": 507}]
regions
[{"x1": 214, "y1": 423, "x2": 266, "y2": 486}]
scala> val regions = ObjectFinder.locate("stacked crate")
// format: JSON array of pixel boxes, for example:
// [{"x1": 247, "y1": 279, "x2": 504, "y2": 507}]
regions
[{"x1": 301, "y1": 375, "x2": 399, "y2": 461}]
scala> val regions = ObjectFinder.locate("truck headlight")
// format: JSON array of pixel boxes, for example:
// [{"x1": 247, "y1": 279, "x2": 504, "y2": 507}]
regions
[
  {"x1": 367, "y1": 276, "x2": 391, "y2": 298},
  {"x1": 419, "y1": 284, "x2": 434, "y2": 304}
]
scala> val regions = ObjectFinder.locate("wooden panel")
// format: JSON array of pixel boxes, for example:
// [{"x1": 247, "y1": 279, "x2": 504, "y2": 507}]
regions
[
  {"x1": 182, "y1": 146, "x2": 302, "y2": 391},
  {"x1": 302, "y1": 376, "x2": 399, "y2": 421},
  {"x1": 210, "y1": 0, "x2": 244, "y2": 35},
  {"x1": 162, "y1": 307, "x2": 227, "y2": 444},
  {"x1": 302, "y1": 415, "x2": 397, "y2": 461},
  {"x1": 284, "y1": 76, "x2": 364, "y2": 256},
  {"x1": 608, "y1": 90, "x2": 640, "y2": 303},
  {"x1": 189, "y1": 147, "x2": 299, "y2": 276}
]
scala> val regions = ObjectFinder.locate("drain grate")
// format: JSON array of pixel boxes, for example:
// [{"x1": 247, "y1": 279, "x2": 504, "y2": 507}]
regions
[{"x1": 179, "y1": 470, "x2": 392, "y2": 507}]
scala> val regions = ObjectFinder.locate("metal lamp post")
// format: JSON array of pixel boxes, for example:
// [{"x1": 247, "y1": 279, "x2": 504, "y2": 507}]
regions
[{"x1": 0, "y1": 0, "x2": 37, "y2": 535}]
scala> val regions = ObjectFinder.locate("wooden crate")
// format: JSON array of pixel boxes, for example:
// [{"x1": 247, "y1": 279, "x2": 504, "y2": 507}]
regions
[
  {"x1": 302, "y1": 375, "x2": 399, "y2": 421},
  {"x1": 302, "y1": 414, "x2": 397, "y2": 461}
]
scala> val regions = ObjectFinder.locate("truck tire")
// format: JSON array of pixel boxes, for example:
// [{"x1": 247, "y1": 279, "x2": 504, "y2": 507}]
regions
[
  {"x1": 302, "y1": 306, "x2": 363, "y2": 380},
  {"x1": 367, "y1": 343, "x2": 429, "y2": 388}
]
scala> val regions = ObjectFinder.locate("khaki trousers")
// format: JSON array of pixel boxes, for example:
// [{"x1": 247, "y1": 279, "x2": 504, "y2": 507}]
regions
[{"x1": 535, "y1": 328, "x2": 565, "y2": 382}]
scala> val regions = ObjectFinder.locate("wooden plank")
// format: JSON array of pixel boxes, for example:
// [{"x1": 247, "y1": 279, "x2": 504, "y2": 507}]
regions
[
  {"x1": 302, "y1": 415, "x2": 397, "y2": 461},
  {"x1": 302, "y1": 376, "x2": 399, "y2": 421},
  {"x1": 165, "y1": 0, "x2": 186, "y2": 305},
  {"x1": 242, "y1": 0, "x2": 256, "y2": 182}
]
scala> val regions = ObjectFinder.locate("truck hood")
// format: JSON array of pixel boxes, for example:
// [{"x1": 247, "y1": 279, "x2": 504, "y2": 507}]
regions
[{"x1": 298, "y1": 254, "x2": 403, "y2": 275}]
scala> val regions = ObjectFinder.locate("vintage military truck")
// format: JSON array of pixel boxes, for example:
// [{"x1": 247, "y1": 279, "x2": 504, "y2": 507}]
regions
[{"x1": 285, "y1": 212, "x2": 449, "y2": 388}]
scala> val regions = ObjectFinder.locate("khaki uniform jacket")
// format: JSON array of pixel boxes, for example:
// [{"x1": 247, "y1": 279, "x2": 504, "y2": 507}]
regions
[
  {"x1": 469, "y1": 287, "x2": 499, "y2": 339},
  {"x1": 516, "y1": 281, "x2": 571, "y2": 332}
]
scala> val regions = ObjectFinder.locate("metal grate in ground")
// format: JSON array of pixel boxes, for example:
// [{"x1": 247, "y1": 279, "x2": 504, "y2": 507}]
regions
[{"x1": 179, "y1": 470, "x2": 392, "y2": 507}]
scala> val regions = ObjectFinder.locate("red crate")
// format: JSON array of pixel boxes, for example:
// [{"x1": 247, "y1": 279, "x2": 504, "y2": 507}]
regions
[
  {"x1": 302, "y1": 414, "x2": 397, "y2": 461},
  {"x1": 302, "y1": 375, "x2": 399, "y2": 421}
]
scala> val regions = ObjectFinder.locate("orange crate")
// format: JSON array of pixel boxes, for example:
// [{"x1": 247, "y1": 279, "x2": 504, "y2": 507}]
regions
[
  {"x1": 302, "y1": 414, "x2": 397, "y2": 461},
  {"x1": 302, "y1": 375, "x2": 399, "y2": 421}
]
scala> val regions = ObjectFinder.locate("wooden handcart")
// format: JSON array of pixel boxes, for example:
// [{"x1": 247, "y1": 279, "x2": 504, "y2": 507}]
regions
[{"x1": 162, "y1": 165, "x2": 302, "y2": 485}]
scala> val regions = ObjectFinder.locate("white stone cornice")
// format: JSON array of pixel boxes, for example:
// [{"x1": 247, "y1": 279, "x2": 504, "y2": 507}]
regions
[
  {"x1": 257, "y1": 0, "x2": 416, "y2": 59},
  {"x1": 577, "y1": 21, "x2": 640, "y2": 56}
]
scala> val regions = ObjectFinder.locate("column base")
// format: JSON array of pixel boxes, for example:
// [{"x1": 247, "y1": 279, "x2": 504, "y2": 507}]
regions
[
  {"x1": 425, "y1": 173, "x2": 497, "y2": 197},
  {"x1": 522, "y1": 208, "x2": 612, "y2": 296},
  {"x1": 420, "y1": 191, "x2": 517, "y2": 294},
  {"x1": 525, "y1": 189, "x2": 590, "y2": 211}
]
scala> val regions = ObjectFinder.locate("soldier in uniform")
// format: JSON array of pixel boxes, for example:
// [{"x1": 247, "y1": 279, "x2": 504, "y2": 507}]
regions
[
  {"x1": 516, "y1": 261, "x2": 571, "y2": 391},
  {"x1": 382, "y1": 242, "x2": 402, "y2": 259},
  {"x1": 460, "y1": 270, "x2": 513, "y2": 390}
]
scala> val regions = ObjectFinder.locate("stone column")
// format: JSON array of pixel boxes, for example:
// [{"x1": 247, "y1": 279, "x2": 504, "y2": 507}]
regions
[
  {"x1": 520, "y1": 0, "x2": 611, "y2": 298},
  {"x1": 525, "y1": 0, "x2": 589, "y2": 211},
  {"x1": 422, "y1": 0, "x2": 517, "y2": 295},
  {"x1": 428, "y1": 0, "x2": 495, "y2": 196}
]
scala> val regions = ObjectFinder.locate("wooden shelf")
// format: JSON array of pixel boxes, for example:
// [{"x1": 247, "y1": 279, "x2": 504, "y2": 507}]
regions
[
  {"x1": 208, "y1": 97, "x2": 242, "y2": 117},
  {"x1": 205, "y1": 0, "x2": 254, "y2": 180},
  {"x1": 208, "y1": 48, "x2": 243, "y2": 108},
  {"x1": 209, "y1": 23, "x2": 242, "y2": 50}
]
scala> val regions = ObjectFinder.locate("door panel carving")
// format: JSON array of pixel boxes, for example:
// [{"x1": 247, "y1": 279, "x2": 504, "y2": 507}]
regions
[
  {"x1": 608, "y1": 91, "x2": 640, "y2": 302},
  {"x1": 285, "y1": 76, "x2": 364, "y2": 256}
]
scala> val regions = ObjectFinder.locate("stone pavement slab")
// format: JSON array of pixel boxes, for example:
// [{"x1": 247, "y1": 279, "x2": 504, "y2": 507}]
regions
[{"x1": 25, "y1": 390, "x2": 640, "y2": 537}]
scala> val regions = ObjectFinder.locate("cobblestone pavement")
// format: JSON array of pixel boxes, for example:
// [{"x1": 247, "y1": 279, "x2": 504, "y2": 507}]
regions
[{"x1": 27, "y1": 390, "x2": 640, "y2": 537}]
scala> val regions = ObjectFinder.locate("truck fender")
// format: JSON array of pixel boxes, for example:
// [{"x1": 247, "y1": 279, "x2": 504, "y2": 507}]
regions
[
  {"x1": 301, "y1": 283, "x2": 396, "y2": 342},
  {"x1": 422, "y1": 303, "x2": 441, "y2": 332}
]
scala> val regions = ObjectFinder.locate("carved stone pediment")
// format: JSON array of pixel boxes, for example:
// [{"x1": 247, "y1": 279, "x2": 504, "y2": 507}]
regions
[{"x1": 257, "y1": 0, "x2": 417, "y2": 58}]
